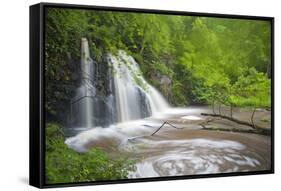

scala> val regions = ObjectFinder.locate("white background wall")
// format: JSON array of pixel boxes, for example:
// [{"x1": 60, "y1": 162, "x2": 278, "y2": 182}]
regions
[{"x1": 0, "y1": 0, "x2": 279, "y2": 190}]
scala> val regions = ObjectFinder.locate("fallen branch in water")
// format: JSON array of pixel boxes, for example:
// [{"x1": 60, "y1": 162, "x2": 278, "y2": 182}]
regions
[
  {"x1": 201, "y1": 113, "x2": 262, "y2": 129},
  {"x1": 200, "y1": 113, "x2": 271, "y2": 135},
  {"x1": 127, "y1": 122, "x2": 182, "y2": 141},
  {"x1": 201, "y1": 126, "x2": 271, "y2": 135},
  {"x1": 151, "y1": 121, "x2": 183, "y2": 136}
]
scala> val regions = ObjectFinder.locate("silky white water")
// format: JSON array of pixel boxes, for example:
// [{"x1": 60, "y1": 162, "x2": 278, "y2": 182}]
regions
[
  {"x1": 71, "y1": 38, "x2": 95, "y2": 128},
  {"x1": 71, "y1": 40, "x2": 169, "y2": 128},
  {"x1": 108, "y1": 50, "x2": 169, "y2": 122},
  {"x1": 65, "y1": 107, "x2": 267, "y2": 177},
  {"x1": 126, "y1": 138, "x2": 260, "y2": 177}
]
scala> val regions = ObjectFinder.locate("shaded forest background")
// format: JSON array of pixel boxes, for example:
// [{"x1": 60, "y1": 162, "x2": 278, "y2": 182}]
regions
[{"x1": 45, "y1": 8, "x2": 271, "y2": 123}]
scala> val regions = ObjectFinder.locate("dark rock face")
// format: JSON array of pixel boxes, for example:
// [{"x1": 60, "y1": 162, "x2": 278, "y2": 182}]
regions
[
  {"x1": 70, "y1": 54, "x2": 118, "y2": 128},
  {"x1": 152, "y1": 72, "x2": 172, "y2": 102},
  {"x1": 137, "y1": 87, "x2": 152, "y2": 118},
  {"x1": 69, "y1": 52, "x2": 153, "y2": 128},
  {"x1": 69, "y1": 42, "x2": 168, "y2": 129}
]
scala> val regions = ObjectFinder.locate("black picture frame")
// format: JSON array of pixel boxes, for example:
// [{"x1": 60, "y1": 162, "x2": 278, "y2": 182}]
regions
[{"x1": 30, "y1": 2, "x2": 274, "y2": 189}]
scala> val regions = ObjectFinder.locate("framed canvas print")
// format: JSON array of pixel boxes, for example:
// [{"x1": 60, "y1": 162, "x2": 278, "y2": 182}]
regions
[{"x1": 29, "y1": 2, "x2": 274, "y2": 188}]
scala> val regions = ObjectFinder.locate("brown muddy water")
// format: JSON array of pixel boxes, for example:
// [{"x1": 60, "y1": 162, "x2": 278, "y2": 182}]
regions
[{"x1": 65, "y1": 106, "x2": 271, "y2": 178}]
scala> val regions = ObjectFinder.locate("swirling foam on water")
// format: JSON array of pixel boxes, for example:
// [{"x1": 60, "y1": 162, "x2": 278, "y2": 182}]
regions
[
  {"x1": 65, "y1": 119, "x2": 162, "y2": 152},
  {"x1": 126, "y1": 138, "x2": 261, "y2": 178},
  {"x1": 65, "y1": 117, "x2": 262, "y2": 177}
]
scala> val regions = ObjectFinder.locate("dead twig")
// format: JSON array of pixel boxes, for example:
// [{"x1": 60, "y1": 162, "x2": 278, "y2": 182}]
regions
[{"x1": 151, "y1": 121, "x2": 183, "y2": 136}]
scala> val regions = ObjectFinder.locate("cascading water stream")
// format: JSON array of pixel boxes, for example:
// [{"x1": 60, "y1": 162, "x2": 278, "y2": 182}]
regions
[
  {"x1": 108, "y1": 50, "x2": 169, "y2": 122},
  {"x1": 71, "y1": 38, "x2": 96, "y2": 128},
  {"x1": 70, "y1": 38, "x2": 170, "y2": 128}
]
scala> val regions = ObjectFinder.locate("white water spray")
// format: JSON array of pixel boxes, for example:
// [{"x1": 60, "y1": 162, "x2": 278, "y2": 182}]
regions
[
  {"x1": 108, "y1": 50, "x2": 169, "y2": 122},
  {"x1": 71, "y1": 38, "x2": 95, "y2": 128}
]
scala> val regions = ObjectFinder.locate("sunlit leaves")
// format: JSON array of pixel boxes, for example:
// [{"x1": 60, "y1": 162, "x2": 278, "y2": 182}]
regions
[{"x1": 231, "y1": 68, "x2": 271, "y2": 108}]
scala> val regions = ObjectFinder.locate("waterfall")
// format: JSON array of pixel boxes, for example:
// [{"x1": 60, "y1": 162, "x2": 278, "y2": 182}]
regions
[
  {"x1": 70, "y1": 38, "x2": 169, "y2": 128},
  {"x1": 71, "y1": 38, "x2": 95, "y2": 128},
  {"x1": 108, "y1": 50, "x2": 169, "y2": 122}
]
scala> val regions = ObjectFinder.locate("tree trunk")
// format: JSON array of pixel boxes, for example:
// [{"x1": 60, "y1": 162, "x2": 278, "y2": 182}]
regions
[
  {"x1": 266, "y1": 62, "x2": 271, "y2": 78},
  {"x1": 251, "y1": 107, "x2": 257, "y2": 129},
  {"x1": 139, "y1": 26, "x2": 148, "y2": 55},
  {"x1": 218, "y1": 104, "x2": 222, "y2": 115},
  {"x1": 230, "y1": 104, "x2": 233, "y2": 119},
  {"x1": 139, "y1": 45, "x2": 145, "y2": 55},
  {"x1": 212, "y1": 100, "x2": 216, "y2": 114}
]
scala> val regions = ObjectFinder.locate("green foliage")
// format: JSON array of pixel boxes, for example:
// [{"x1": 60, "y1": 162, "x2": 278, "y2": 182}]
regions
[
  {"x1": 45, "y1": 123, "x2": 135, "y2": 184},
  {"x1": 171, "y1": 81, "x2": 188, "y2": 106},
  {"x1": 45, "y1": 8, "x2": 272, "y2": 116},
  {"x1": 151, "y1": 61, "x2": 174, "y2": 77},
  {"x1": 230, "y1": 68, "x2": 271, "y2": 108},
  {"x1": 178, "y1": 17, "x2": 271, "y2": 110}
]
